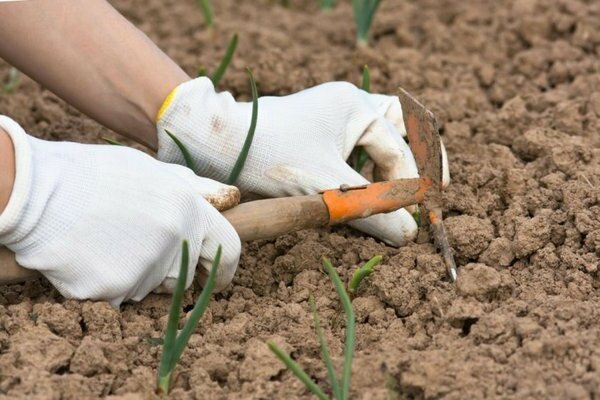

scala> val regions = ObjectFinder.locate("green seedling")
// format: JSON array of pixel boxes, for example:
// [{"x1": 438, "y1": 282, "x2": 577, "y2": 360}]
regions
[
  {"x1": 102, "y1": 137, "x2": 125, "y2": 146},
  {"x1": 196, "y1": 0, "x2": 214, "y2": 28},
  {"x1": 197, "y1": 34, "x2": 239, "y2": 88},
  {"x1": 352, "y1": 0, "x2": 381, "y2": 46},
  {"x1": 348, "y1": 255, "x2": 382, "y2": 294},
  {"x1": 164, "y1": 129, "x2": 196, "y2": 171},
  {"x1": 226, "y1": 68, "x2": 258, "y2": 185},
  {"x1": 412, "y1": 209, "x2": 421, "y2": 226},
  {"x1": 2, "y1": 67, "x2": 19, "y2": 93},
  {"x1": 268, "y1": 257, "x2": 355, "y2": 400},
  {"x1": 156, "y1": 241, "x2": 221, "y2": 396},
  {"x1": 319, "y1": 0, "x2": 335, "y2": 10},
  {"x1": 351, "y1": 65, "x2": 371, "y2": 173}
]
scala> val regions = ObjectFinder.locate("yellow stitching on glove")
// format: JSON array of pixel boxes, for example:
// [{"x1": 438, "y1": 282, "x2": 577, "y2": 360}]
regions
[{"x1": 156, "y1": 87, "x2": 179, "y2": 123}]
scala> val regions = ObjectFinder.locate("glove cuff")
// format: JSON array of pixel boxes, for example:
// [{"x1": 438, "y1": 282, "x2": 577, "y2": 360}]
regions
[
  {"x1": 155, "y1": 76, "x2": 217, "y2": 169},
  {"x1": 0, "y1": 116, "x2": 33, "y2": 246}
]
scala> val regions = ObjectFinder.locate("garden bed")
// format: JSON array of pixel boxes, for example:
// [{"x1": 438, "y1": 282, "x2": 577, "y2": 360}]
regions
[{"x1": 0, "y1": 0, "x2": 599, "y2": 398}]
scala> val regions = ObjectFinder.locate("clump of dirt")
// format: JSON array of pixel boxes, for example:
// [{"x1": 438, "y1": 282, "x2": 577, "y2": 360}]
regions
[{"x1": 1, "y1": 0, "x2": 599, "y2": 398}]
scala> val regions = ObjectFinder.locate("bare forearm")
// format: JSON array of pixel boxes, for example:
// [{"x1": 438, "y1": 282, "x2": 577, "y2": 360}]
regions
[
  {"x1": 0, "y1": 0, "x2": 190, "y2": 149},
  {"x1": 0, "y1": 129, "x2": 15, "y2": 213}
]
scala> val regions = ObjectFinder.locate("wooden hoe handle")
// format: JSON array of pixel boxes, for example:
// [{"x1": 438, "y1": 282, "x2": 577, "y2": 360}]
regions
[{"x1": 0, "y1": 178, "x2": 429, "y2": 285}]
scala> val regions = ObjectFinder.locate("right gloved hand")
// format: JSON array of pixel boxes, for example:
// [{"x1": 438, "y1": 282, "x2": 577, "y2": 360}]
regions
[
  {"x1": 0, "y1": 116, "x2": 241, "y2": 307},
  {"x1": 156, "y1": 78, "x2": 450, "y2": 247}
]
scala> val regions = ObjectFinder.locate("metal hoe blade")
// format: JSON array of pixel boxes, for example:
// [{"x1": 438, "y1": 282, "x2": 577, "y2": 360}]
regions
[{"x1": 398, "y1": 88, "x2": 458, "y2": 282}]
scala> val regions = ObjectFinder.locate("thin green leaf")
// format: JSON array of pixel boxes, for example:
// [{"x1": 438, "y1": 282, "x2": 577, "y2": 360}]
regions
[
  {"x1": 361, "y1": 65, "x2": 370, "y2": 92},
  {"x1": 412, "y1": 209, "x2": 421, "y2": 226},
  {"x1": 309, "y1": 294, "x2": 341, "y2": 400},
  {"x1": 348, "y1": 255, "x2": 382, "y2": 294},
  {"x1": 2, "y1": 67, "x2": 19, "y2": 93},
  {"x1": 322, "y1": 257, "x2": 355, "y2": 400},
  {"x1": 157, "y1": 240, "x2": 190, "y2": 394},
  {"x1": 211, "y1": 34, "x2": 238, "y2": 87},
  {"x1": 226, "y1": 68, "x2": 258, "y2": 185},
  {"x1": 267, "y1": 341, "x2": 330, "y2": 400},
  {"x1": 352, "y1": 64, "x2": 371, "y2": 173},
  {"x1": 102, "y1": 137, "x2": 125, "y2": 146},
  {"x1": 319, "y1": 0, "x2": 335, "y2": 10},
  {"x1": 164, "y1": 129, "x2": 196, "y2": 171},
  {"x1": 196, "y1": 0, "x2": 213, "y2": 27},
  {"x1": 169, "y1": 245, "x2": 221, "y2": 371}
]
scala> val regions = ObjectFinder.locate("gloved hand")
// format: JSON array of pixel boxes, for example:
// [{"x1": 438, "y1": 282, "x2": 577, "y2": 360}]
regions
[
  {"x1": 156, "y1": 78, "x2": 450, "y2": 247},
  {"x1": 0, "y1": 116, "x2": 241, "y2": 307}
]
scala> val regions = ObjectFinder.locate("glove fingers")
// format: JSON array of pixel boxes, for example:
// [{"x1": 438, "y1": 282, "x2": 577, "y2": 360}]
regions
[
  {"x1": 165, "y1": 163, "x2": 241, "y2": 211},
  {"x1": 357, "y1": 116, "x2": 419, "y2": 182},
  {"x1": 197, "y1": 208, "x2": 241, "y2": 292}
]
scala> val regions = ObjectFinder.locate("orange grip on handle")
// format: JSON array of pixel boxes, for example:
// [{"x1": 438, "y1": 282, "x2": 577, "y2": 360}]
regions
[{"x1": 321, "y1": 177, "x2": 432, "y2": 224}]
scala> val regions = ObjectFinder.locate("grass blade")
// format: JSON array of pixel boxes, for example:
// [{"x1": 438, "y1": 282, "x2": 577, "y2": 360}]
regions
[
  {"x1": 322, "y1": 257, "x2": 355, "y2": 400},
  {"x1": 267, "y1": 341, "x2": 330, "y2": 400},
  {"x1": 309, "y1": 294, "x2": 341, "y2": 400},
  {"x1": 169, "y1": 245, "x2": 221, "y2": 371},
  {"x1": 348, "y1": 255, "x2": 382, "y2": 294},
  {"x1": 319, "y1": 0, "x2": 335, "y2": 10},
  {"x1": 196, "y1": 0, "x2": 213, "y2": 27},
  {"x1": 211, "y1": 33, "x2": 238, "y2": 86},
  {"x1": 157, "y1": 241, "x2": 190, "y2": 395},
  {"x1": 2, "y1": 67, "x2": 19, "y2": 93},
  {"x1": 102, "y1": 137, "x2": 125, "y2": 146},
  {"x1": 226, "y1": 68, "x2": 258, "y2": 185},
  {"x1": 164, "y1": 129, "x2": 196, "y2": 171},
  {"x1": 211, "y1": 34, "x2": 238, "y2": 87},
  {"x1": 353, "y1": 65, "x2": 371, "y2": 173}
]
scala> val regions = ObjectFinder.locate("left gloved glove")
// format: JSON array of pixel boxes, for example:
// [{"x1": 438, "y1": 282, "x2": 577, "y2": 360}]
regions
[
  {"x1": 156, "y1": 78, "x2": 449, "y2": 247},
  {"x1": 0, "y1": 116, "x2": 241, "y2": 307}
]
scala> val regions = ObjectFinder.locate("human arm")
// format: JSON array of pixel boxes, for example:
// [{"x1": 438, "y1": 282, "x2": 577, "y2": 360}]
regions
[{"x1": 0, "y1": 0, "x2": 190, "y2": 149}]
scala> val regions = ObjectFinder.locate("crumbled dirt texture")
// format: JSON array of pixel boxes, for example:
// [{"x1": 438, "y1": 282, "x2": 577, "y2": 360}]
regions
[{"x1": 1, "y1": 0, "x2": 599, "y2": 398}]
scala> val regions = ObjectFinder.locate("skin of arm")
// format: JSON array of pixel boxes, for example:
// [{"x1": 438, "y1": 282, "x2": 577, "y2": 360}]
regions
[
  {"x1": 0, "y1": 128, "x2": 15, "y2": 213},
  {"x1": 0, "y1": 0, "x2": 190, "y2": 150}
]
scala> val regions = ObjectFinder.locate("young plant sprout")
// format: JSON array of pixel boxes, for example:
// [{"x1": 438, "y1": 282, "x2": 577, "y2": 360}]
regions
[
  {"x1": 2, "y1": 67, "x2": 19, "y2": 93},
  {"x1": 164, "y1": 129, "x2": 196, "y2": 171},
  {"x1": 226, "y1": 68, "x2": 258, "y2": 185},
  {"x1": 268, "y1": 256, "x2": 356, "y2": 400},
  {"x1": 101, "y1": 137, "x2": 125, "y2": 146},
  {"x1": 318, "y1": 0, "x2": 336, "y2": 11},
  {"x1": 196, "y1": 0, "x2": 214, "y2": 28},
  {"x1": 156, "y1": 241, "x2": 221, "y2": 396},
  {"x1": 352, "y1": 0, "x2": 381, "y2": 47},
  {"x1": 348, "y1": 255, "x2": 382, "y2": 294},
  {"x1": 197, "y1": 34, "x2": 239, "y2": 88},
  {"x1": 351, "y1": 65, "x2": 371, "y2": 173}
]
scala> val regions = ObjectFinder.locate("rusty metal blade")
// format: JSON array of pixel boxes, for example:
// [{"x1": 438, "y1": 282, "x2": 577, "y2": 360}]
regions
[{"x1": 398, "y1": 88, "x2": 458, "y2": 282}]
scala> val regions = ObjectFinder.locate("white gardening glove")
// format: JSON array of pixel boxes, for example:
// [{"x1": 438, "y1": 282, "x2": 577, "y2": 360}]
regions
[
  {"x1": 0, "y1": 116, "x2": 240, "y2": 307},
  {"x1": 156, "y1": 78, "x2": 450, "y2": 247}
]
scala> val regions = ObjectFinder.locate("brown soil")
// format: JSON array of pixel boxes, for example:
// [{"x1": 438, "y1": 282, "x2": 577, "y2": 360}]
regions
[{"x1": 1, "y1": 0, "x2": 599, "y2": 398}]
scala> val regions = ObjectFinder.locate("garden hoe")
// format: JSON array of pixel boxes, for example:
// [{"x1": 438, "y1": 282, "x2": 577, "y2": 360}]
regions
[{"x1": 0, "y1": 88, "x2": 457, "y2": 285}]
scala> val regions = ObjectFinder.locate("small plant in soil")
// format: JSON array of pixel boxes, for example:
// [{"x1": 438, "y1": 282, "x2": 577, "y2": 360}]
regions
[
  {"x1": 156, "y1": 240, "x2": 221, "y2": 396},
  {"x1": 351, "y1": 65, "x2": 371, "y2": 173},
  {"x1": 348, "y1": 255, "x2": 382, "y2": 294},
  {"x1": 2, "y1": 67, "x2": 19, "y2": 93},
  {"x1": 319, "y1": 0, "x2": 336, "y2": 11},
  {"x1": 196, "y1": 0, "x2": 214, "y2": 28},
  {"x1": 352, "y1": 0, "x2": 381, "y2": 47},
  {"x1": 197, "y1": 33, "x2": 238, "y2": 87},
  {"x1": 268, "y1": 256, "x2": 355, "y2": 400}
]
